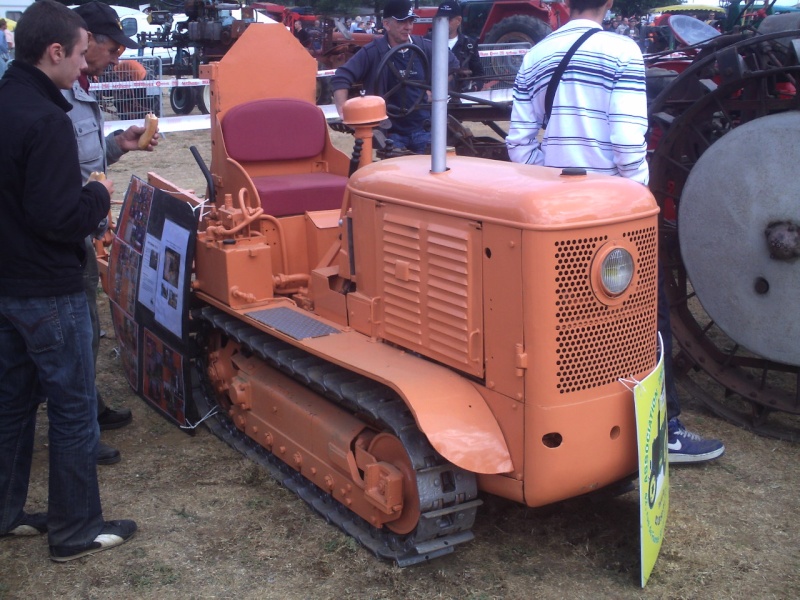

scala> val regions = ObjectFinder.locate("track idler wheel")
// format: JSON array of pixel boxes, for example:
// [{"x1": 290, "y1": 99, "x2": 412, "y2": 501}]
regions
[{"x1": 366, "y1": 433, "x2": 420, "y2": 534}]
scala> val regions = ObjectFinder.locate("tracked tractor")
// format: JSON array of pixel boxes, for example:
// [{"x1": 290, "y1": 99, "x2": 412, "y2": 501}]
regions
[{"x1": 104, "y1": 20, "x2": 662, "y2": 564}]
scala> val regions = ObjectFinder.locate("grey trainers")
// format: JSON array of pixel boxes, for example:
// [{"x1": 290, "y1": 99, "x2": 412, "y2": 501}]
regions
[
  {"x1": 1, "y1": 512, "x2": 48, "y2": 537},
  {"x1": 49, "y1": 520, "x2": 137, "y2": 562}
]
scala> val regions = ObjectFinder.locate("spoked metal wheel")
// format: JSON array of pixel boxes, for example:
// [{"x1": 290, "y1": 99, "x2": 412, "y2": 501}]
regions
[
  {"x1": 649, "y1": 30, "x2": 800, "y2": 440},
  {"x1": 375, "y1": 42, "x2": 430, "y2": 119}
]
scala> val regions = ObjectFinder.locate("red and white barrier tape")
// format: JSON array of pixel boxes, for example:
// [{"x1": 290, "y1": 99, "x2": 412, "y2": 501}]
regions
[
  {"x1": 89, "y1": 78, "x2": 210, "y2": 91},
  {"x1": 477, "y1": 48, "x2": 529, "y2": 58},
  {"x1": 88, "y1": 49, "x2": 527, "y2": 91}
]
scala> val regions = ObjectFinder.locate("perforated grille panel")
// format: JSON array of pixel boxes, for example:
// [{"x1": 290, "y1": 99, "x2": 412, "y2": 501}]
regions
[{"x1": 554, "y1": 226, "x2": 658, "y2": 393}]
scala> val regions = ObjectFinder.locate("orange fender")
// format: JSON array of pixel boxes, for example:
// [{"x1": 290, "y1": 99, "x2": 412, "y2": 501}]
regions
[{"x1": 304, "y1": 330, "x2": 513, "y2": 475}]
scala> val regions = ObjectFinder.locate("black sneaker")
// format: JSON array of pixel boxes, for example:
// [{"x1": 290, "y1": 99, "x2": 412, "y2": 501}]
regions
[
  {"x1": 97, "y1": 407, "x2": 132, "y2": 431},
  {"x1": 49, "y1": 520, "x2": 137, "y2": 562},
  {"x1": 1, "y1": 512, "x2": 48, "y2": 537},
  {"x1": 97, "y1": 442, "x2": 121, "y2": 465}
]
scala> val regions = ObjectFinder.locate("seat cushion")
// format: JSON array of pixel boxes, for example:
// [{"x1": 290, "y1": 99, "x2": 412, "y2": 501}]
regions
[
  {"x1": 222, "y1": 98, "x2": 327, "y2": 162},
  {"x1": 252, "y1": 172, "x2": 347, "y2": 217}
]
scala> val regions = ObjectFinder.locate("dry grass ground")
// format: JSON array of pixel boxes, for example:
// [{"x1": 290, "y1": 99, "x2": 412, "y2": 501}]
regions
[{"x1": 2, "y1": 125, "x2": 799, "y2": 600}]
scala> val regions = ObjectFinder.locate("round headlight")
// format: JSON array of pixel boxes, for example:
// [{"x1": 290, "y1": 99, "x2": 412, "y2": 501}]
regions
[{"x1": 600, "y1": 248, "x2": 634, "y2": 296}]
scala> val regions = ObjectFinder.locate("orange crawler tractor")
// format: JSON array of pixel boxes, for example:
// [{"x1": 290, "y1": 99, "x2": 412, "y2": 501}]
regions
[{"x1": 107, "y1": 23, "x2": 660, "y2": 565}]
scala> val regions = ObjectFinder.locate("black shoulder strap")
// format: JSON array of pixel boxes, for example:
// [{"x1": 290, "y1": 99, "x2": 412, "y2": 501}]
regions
[{"x1": 543, "y1": 28, "x2": 600, "y2": 130}]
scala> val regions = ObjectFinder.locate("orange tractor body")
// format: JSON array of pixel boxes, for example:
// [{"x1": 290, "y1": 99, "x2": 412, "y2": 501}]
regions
[{"x1": 108, "y1": 22, "x2": 660, "y2": 564}]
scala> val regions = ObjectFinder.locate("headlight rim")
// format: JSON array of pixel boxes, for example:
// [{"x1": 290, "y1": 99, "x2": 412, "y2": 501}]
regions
[{"x1": 591, "y1": 241, "x2": 637, "y2": 305}]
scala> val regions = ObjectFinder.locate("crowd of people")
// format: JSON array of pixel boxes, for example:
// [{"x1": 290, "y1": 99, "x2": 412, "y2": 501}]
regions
[
  {"x1": 0, "y1": 18, "x2": 14, "y2": 77},
  {"x1": 347, "y1": 15, "x2": 378, "y2": 34},
  {"x1": 604, "y1": 14, "x2": 657, "y2": 52}
]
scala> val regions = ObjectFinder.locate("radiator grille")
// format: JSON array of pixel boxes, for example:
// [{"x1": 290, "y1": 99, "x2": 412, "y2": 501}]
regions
[{"x1": 554, "y1": 227, "x2": 658, "y2": 393}]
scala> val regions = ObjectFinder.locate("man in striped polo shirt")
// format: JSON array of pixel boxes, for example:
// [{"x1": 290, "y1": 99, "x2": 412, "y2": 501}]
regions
[
  {"x1": 507, "y1": 0, "x2": 725, "y2": 464},
  {"x1": 507, "y1": 0, "x2": 648, "y2": 182}
]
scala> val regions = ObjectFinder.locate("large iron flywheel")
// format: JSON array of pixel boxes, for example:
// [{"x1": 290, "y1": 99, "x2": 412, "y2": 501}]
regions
[{"x1": 648, "y1": 26, "x2": 800, "y2": 440}]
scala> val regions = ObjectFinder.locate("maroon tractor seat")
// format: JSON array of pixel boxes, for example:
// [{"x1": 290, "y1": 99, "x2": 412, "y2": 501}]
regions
[{"x1": 221, "y1": 98, "x2": 348, "y2": 217}]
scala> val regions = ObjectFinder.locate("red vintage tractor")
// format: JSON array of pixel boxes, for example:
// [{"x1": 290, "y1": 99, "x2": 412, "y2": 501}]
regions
[
  {"x1": 645, "y1": 13, "x2": 800, "y2": 440},
  {"x1": 413, "y1": 0, "x2": 570, "y2": 45}
]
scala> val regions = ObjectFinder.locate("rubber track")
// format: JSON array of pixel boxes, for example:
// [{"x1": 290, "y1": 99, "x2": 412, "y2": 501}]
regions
[{"x1": 193, "y1": 306, "x2": 481, "y2": 566}]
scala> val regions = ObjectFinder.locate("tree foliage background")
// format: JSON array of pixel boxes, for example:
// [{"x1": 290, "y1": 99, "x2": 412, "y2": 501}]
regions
[{"x1": 613, "y1": 0, "x2": 683, "y2": 18}]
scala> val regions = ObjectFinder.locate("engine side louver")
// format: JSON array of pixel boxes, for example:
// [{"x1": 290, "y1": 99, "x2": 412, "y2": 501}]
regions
[{"x1": 379, "y1": 208, "x2": 483, "y2": 378}]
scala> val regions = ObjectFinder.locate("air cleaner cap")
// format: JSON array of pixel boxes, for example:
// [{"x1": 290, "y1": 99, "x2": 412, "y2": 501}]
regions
[{"x1": 343, "y1": 96, "x2": 389, "y2": 126}]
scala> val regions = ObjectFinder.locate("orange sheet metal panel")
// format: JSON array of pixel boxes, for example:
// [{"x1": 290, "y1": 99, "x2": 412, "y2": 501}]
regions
[
  {"x1": 481, "y1": 223, "x2": 525, "y2": 402},
  {"x1": 521, "y1": 215, "x2": 659, "y2": 507},
  {"x1": 373, "y1": 203, "x2": 484, "y2": 378},
  {"x1": 348, "y1": 155, "x2": 658, "y2": 230},
  {"x1": 213, "y1": 23, "x2": 316, "y2": 112},
  {"x1": 302, "y1": 327, "x2": 513, "y2": 475}
]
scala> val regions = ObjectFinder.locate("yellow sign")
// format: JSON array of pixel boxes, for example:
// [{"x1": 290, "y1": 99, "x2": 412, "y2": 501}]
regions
[{"x1": 633, "y1": 336, "x2": 669, "y2": 587}]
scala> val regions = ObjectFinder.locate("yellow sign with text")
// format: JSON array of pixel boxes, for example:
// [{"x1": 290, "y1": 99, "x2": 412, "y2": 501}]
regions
[{"x1": 633, "y1": 337, "x2": 669, "y2": 587}]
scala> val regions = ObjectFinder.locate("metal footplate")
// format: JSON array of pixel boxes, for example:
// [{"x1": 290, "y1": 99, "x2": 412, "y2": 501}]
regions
[{"x1": 193, "y1": 306, "x2": 481, "y2": 566}]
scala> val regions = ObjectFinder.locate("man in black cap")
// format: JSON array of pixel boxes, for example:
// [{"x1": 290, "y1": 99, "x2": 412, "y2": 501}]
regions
[
  {"x1": 62, "y1": 1, "x2": 160, "y2": 465},
  {"x1": 331, "y1": 0, "x2": 459, "y2": 153},
  {"x1": 429, "y1": 0, "x2": 484, "y2": 92}
]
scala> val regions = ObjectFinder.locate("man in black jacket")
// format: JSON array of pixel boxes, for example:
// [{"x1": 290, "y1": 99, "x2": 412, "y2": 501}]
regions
[
  {"x1": 331, "y1": 0, "x2": 459, "y2": 153},
  {"x1": 0, "y1": 0, "x2": 136, "y2": 562}
]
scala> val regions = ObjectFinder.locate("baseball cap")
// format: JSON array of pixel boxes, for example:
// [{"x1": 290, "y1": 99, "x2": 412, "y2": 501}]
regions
[
  {"x1": 383, "y1": 0, "x2": 418, "y2": 21},
  {"x1": 73, "y1": 2, "x2": 138, "y2": 49},
  {"x1": 436, "y1": 0, "x2": 461, "y2": 18}
]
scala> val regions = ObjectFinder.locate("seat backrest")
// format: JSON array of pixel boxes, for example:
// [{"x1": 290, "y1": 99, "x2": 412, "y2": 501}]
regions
[{"x1": 221, "y1": 98, "x2": 327, "y2": 163}]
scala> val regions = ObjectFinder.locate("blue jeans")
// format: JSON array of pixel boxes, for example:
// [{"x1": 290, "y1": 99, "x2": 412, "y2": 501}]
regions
[
  {"x1": 388, "y1": 129, "x2": 431, "y2": 154},
  {"x1": 0, "y1": 292, "x2": 104, "y2": 547},
  {"x1": 82, "y1": 236, "x2": 108, "y2": 414},
  {"x1": 658, "y1": 265, "x2": 681, "y2": 421}
]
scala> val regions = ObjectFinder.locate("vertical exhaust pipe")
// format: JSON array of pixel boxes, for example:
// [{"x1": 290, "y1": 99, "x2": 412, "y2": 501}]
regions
[{"x1": 431, "y1": 14, "x2": 449, "y2": 173}]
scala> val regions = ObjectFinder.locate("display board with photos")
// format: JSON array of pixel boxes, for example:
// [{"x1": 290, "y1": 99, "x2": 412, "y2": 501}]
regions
[{"x1": 107, "y1": 176, "x2": 198, "y2": 428}]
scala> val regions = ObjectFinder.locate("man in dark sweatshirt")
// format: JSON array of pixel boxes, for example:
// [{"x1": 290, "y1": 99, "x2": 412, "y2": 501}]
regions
[{"x1": 0, "y1": 0, "x2": 136, "y2": 562}]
